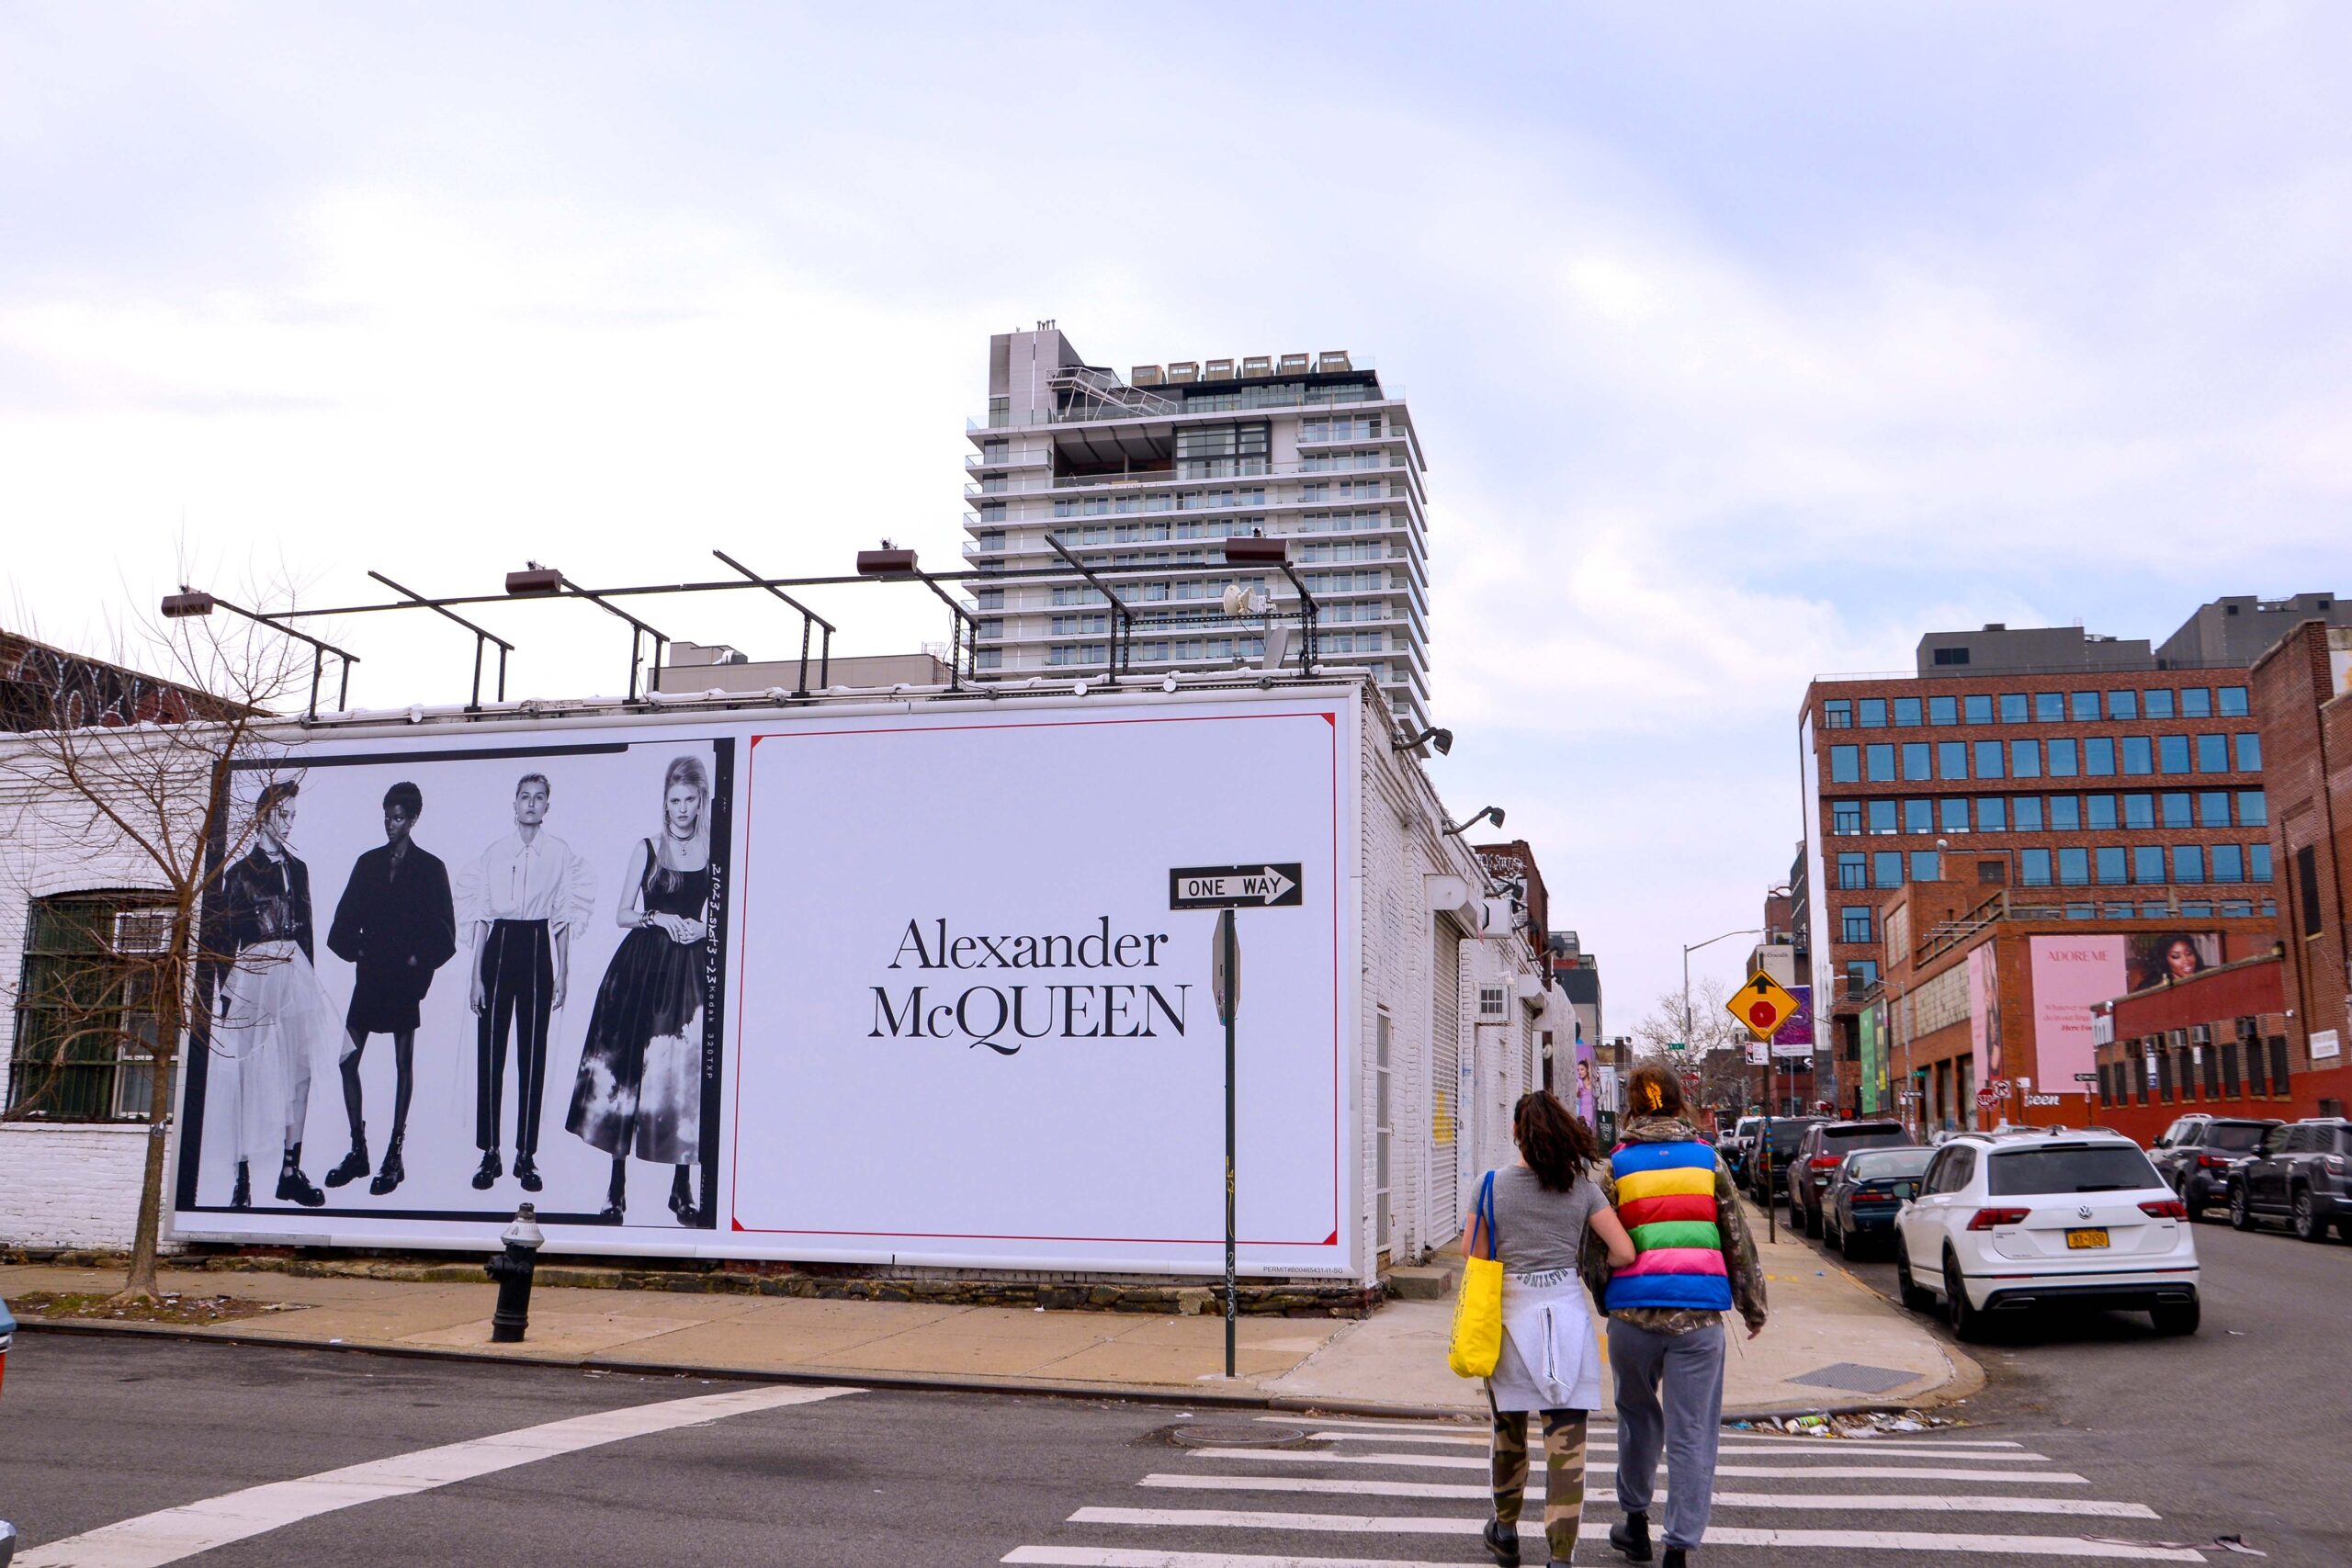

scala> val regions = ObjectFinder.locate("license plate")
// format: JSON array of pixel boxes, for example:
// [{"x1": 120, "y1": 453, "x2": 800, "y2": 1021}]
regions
[{"x1": 2065, "y1": 1228, "x2": 2109, "y2": 1249}]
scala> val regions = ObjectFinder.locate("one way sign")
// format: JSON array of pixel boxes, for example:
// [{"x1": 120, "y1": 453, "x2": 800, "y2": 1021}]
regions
[{"x1": 1170, "y1": 863, "x2": 1305, "y2": 909}]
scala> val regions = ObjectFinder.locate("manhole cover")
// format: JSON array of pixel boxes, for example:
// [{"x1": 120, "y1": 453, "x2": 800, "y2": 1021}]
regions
[{"x1": 1166, "y1": 1421, "x2": 1310, "y2": 1449}]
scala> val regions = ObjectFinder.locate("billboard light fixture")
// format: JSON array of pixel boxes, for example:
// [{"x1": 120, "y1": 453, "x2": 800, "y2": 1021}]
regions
[
  {"x1": 856, "y1": 547, "x2": 919, "y2": 576},
  {"x1": 504, "y1": 565, "x2": 564, "y2": 596},
  {"x1": 1443, "y1": 805, "x2": 1505, "y2": 837},
  {"x1": 161, "y1": 590, "x2": 217, "y2": 619},
  {"x1": 1394, "y1": 726, "x2": 1453, "y2": 756}
]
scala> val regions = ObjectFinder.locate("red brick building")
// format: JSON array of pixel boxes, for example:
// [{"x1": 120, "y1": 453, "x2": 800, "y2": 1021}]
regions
[
  {"x1": 2089, "y1": 953, "x2": 2292, "y2": 1145},
  {"x1": 2249, "y1": 621, "x2": 2352, "y2": 1113}
]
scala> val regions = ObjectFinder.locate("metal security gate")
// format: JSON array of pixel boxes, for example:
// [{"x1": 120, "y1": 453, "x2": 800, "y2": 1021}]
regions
[{"x1": 1430, "y1": 927, "x2": 1462, "y2": 1233}]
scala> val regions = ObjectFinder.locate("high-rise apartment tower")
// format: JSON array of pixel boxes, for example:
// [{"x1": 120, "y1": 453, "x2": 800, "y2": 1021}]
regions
[{"x1": 961, "y1": 325, "x2": 1431, "y2": 732}]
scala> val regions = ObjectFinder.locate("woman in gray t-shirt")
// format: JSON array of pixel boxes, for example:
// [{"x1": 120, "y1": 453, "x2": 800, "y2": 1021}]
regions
[{"x1": 1462, "y1": 1092, "x2": 1634, "y2": 1568}]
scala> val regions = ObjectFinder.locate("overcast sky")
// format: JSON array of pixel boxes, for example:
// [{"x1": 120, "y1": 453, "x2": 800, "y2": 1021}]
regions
[{"x1": 6, "y1": 3, "x2": 2349, "y2": 1026}]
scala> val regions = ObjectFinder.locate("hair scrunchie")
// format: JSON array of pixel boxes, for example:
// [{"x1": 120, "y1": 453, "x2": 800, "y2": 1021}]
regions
[{"x1": 1645, "y1": 1082, "x2": 1664, "y2": 1111}]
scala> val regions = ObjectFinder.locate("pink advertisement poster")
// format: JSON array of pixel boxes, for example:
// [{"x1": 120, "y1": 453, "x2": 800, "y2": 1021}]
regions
[
  {"x1": 1967, "y1": 945, "x2": 2004, "y2": 1086},
  {"x1": 2027, "y1": 936, "x2": 2128, "y2": 1087}
]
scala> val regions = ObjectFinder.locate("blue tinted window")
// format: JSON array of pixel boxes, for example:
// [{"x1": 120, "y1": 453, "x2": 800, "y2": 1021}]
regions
[
  {"x1": 1965, "y1": 694, "x2": 1994, "y2": 724},
  {"x1": 2071, "y1": 691, "x2": 2101, "y2": 721},
  {"x1": 2096, "y1": 847, "x2": 2127, "y2": 885},
  {"x1": 2172, "y1": 844, "x2": 2205, "y2": 884},
  {"x1": 2123, "y1": 793, "x2": 2154, "y2": 829},
  {"x1": 1824, "y1": 699, "x2": 1852, "y2": 728},
  {"x1": 2211, "y1": 844, "x2": 2245, "y2": 883},
  {"x1": 2218, "y1": 685, "x2": 2249, "y2": 716},
  {"x1": 2251, "y1": 843, "x2": 2273, "y2": 882},
  {"x1": 1830, "y1": 746, "x2": 1860, "y2": 783},
  {"x1": 2048, "y1": 795, "x2": 2082, "y2": 830},
  {"x1": 2159, "y1": 735, "x2": 2190, "y2": 773},
  {"x1": 1841, "y1": 906, "x2": 1874, "y2": 942},
  {"x1": 1848, "y1": 959, "x2": 1879, "y2": 987},
  {"x1": 2086, "y1": 795, "x2": 2118, "y2": 829},
  {"x1": 2180, "y1": 687, "x2": 2211, "y2": 717},
  {"x1": 2058, "y1": 847, "x2": 2090, "y2": 885},
  {"x1": 2035, "y1": 692, "x2": 2064, "y2": 722},
  {"x1": 1929, "y1": 695, "x2": 1958, "y2": 726},
  {"x1": 1894, "y1": 697, "x2": 1923, "y2": 727},
  {"x1": 1911, "y1": 852, "x2": 1941, "y2": 882},
  {"x1": 1832, "y1": 799, "x2": 1863, "y2": 833},
  {"x1": 2144, "y1": 689, "x2": 2176, "y2": 718},
  {"x1": 2015, "y1": 796, "x2": 2044, "y2": 831},
  {"x1": 2235, "y1": 732, "x2": 2262, "y2": 771},
  {"x1": 2199, "y1": 791, "x2": 2231, "y2": 827},
  {"x1": 2021, "y1": 848, "x2": 2052, "y2": 886},
  {"x1": 1874, "y1": 851, "x2": 1904, "y2": 888},
  {"x1": 2195, "y1": 734, "x2": 2228, "y2": 773},
  {"x1": 1903, "y1": 742, "x2": 1932, "y2": 781},
  {"x1": 1939, "y1": 740, "x2": 1968, "y2": 779},
  {"x1": 1975, "y1": 796, "x2": 2007, "y2": 831},
  {"x1": 1905, "y1": 798, "x2": 1934, "y2": 833},
  {"x1": 1940, "y1": 797, "x2": 1970, "y2": 832},
  {"x1": 1838, "y1": 852, "x2": 1868, "y2": 888},
  {"x1": 2085, "y1": 737, "x2": 2116, "y2": 775},
  {"x1": 2237, "y1": 790, "x2": 2267, "y2": 827},
  {"x1": 2161, "y1": 792, "x2": 2192, "y2": 828},
  {"x1": 1974, "y1": 739, "x2": 2005, "y2": 777},
  {"x1": 2107, "y1": 690, "x2": 2138, "y2": 719},
  {"x1": 2049, "y1": 738, "x2": 2079, "y2": 777},
  {"x1": 2000, "y1": 693, "x2": 2029, "y2": 724},
  {"x1": 1858, "y1": 697, "x2": 1887, "y2": 728},
  {"x1": 1869, "y1": 799, "x2": 1899, "y2": 834},
  {"x1": 2133, "y1": 846, "x2": 2166, "y2": 885},
  {"x1": 2121, "y1": 735, "x2": 2154, "y2": 774},
  {"x1": 1867, "y1": 744, "x2": 1895, "y2": 781},
  {"x1": 2012, "y1": 739, "x2": 2041, "y2": 777}
]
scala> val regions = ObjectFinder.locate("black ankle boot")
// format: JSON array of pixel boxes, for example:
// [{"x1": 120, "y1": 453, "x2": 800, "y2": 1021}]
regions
[
  {"x1": 1610, "y1": 1512, "x2": 1652, "y2": 1562},
  {"x1": 668, "y1": 1166, "x2": 698, "y2": 1226},
  {"x1": 1661, "y1": 1549, "x2": 1688, "y2": 1568},
  {"x1": 277, "y1": 1145, "x2": 325, "y2": 1208},
  {"x1": 1481, "y1": 1516, "x2": 1521, "y2": 1567},
  {"x1": 470, "y1": 1148, "x2": 502, "y2": 1190},
  {"x1": 600, "y1": 1162, "x2": 626, "y2": 1222},
  {"x1": 369, "y1": 1130, "x2": 406, "y2": 1196},
  {"x1": 231, "y1": 1160, "x2": 252, "y2": 1210},
  {"x1": 323, "y1": 1125, "x2": 369, "y2": 1189}
]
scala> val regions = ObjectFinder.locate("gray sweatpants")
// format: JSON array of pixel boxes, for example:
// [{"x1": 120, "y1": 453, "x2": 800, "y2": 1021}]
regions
[{"x1": 1608, "y1": 1316, "x2": 1726, "y2": 1551}]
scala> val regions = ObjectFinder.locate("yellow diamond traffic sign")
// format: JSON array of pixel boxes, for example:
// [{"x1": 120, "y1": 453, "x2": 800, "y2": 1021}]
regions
[{"x1": 1728, "y1": 971, "x2": 1801, "y2": 1041}]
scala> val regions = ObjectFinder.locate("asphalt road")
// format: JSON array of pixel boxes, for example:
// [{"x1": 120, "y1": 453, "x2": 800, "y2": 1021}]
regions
[
  {"x1": 1765, "y1": 1188, "x2": 2352, "y2": 1564},
  {"x1": 1, "y1": 1325, "x2": 2243, "y2": 1567}
]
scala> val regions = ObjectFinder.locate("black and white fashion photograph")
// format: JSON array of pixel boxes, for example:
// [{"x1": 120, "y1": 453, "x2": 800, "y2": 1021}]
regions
[{"x1": 179, "y1": 735, "x2": 733, "y2": 1238}]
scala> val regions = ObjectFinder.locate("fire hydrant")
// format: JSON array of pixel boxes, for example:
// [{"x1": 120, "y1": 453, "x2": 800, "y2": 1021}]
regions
[{"x1": 485, "y1": 1202, "x2": 544, "y2": 1344}]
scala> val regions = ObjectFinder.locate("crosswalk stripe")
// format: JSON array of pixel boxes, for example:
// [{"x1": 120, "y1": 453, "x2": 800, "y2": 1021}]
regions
[
  {"x1": 1253, "y1": 1417, "x2": 1504, "y2": 1435},
  {"x1": 1302, "y1": 1431, "x2": 2050, "y2": 1460},
  {"x1": 1256, "y1": 1416, "x2": 2027, "y2": 1451},
  {"x1": 1005, "y1": 1550, "x2": 1469, "y2": 1568},
  {"x1": 1697, "y1": 1526, "x2": 2206, "y2": 1561},
  {"x1": 1135, "y1": 1475, "x2": 2156, "y2": 1518},
  {"x1": 1181, "y1": 1450, "x2": 2086, "y2": 1483},
  {"x1": 1072, "y1": 1508, "x2": 1501, "y2": 1536}
]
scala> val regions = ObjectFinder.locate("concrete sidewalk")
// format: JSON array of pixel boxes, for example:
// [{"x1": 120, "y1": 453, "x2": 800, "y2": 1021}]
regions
[{"x1": 0, "y1": 1200, "x2": 1976, "y2": 1416}]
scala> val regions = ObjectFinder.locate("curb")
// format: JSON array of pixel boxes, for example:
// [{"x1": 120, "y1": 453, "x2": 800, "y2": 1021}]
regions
[{"x1": 10, "y1": 1316, "x2": 1481, "y2": 1421}]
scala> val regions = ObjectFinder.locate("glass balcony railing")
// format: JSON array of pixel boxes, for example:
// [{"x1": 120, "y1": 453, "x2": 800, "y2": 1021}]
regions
[{"x1": 968, "y1": 381, "x2": 1401, "y2": 431}]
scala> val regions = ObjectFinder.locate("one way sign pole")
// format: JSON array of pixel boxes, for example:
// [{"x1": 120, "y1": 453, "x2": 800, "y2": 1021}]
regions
[{"x1": 1171, "y1": 862, "x2": 1306, "y2": 1378}]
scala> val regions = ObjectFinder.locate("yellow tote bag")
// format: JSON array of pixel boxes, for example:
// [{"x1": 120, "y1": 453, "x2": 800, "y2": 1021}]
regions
[{"x1": 1447, "y1": 1169, "x2": 1503, "y2": 1379}]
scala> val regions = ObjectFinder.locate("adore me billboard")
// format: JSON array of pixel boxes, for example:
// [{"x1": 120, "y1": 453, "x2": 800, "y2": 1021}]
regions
[{"x1": 173, "y1": 693, "x2": 1357, "y2": 1279}]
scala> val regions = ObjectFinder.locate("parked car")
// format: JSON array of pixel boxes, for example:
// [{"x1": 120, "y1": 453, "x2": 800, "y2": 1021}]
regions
[
  {"x1": 1823, "y1": 1145, "x2": 1936, "y2": 1258},
  {"x1": 2226, "y1": 1118, "x2": 2352, "y2": 1242},
  {"x1": 1894, "y1": 1126, "x2": 2199, "y2": 1340},
  {"x1": 1720, "y1": 1115, "x2": 1765, "y2": 1188},
  {"x1": 2148, "y1": 1114, "x2": 2278, "y2": 1221},
  {"x1": 1747, "y1": 1117, "x2": 1824, "y2": 1202},
  {"x1": 1788, "y1": 1120, "x2": 1913, "y2": 1236}
]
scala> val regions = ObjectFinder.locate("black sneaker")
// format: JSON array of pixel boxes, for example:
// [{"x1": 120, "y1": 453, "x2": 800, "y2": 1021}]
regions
[
  {"x1": 1482, "y1": 1517, "x2": 1521, "y2": 1568},
  {"x1": 470, "y1": 1149, "x2": 502, "y2": 1190},
  {"x1": 1610, "y1": 1512, "x2": 1653, "y2": 1563}
]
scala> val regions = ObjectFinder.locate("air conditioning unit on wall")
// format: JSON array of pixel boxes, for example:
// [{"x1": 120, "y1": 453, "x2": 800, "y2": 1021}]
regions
[{"x1": 2188, "y1": 1024, "x2": 2211, "y2": 1045}]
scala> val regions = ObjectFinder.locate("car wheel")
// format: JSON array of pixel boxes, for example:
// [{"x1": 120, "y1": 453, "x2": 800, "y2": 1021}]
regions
[
  {"x1": 1804, "y1": 1200, "x2": 1822, "y2": 1238},
  {"x1": 1945, "y1": 1251, "x2": 1992, "y2": 1343},
  {"x1": 2293, "y1": 1189, "x2": 2325, "y2": 1243},
  {"x1": 2229, "y1": 1184, "x2": 2253, "y2": 1231},
  {"x1": 2185, "y1": 1180, "x2": 2213, "y2": 1223},
  {"x1": 1829, "y1": 1213, "x2": 1848, "y2": 1258},
  {"x1": 2151, "y1": 1300, "x2": 2200, "y2": 1336},
  {"x1": 1895, "y1": 1245, "x2": 1936, "y2": 1313}
]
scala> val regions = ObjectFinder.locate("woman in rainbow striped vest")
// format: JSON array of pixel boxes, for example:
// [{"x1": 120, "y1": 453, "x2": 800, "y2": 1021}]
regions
[{"x1": 1594, "y1": 1064, "x2": 1769, "y2": 1568}]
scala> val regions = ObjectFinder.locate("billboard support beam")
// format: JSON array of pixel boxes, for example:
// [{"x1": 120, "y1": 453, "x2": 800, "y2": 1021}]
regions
[
  {"x1": 1046, "y1": 533, "x2": 1135, "y2": 677},
  {"x1": 713, "y1": 549, "x2": 834, "y2": 696},
  {"x1": 367, "y1": 570, "x2": 514, "y2": 711}
]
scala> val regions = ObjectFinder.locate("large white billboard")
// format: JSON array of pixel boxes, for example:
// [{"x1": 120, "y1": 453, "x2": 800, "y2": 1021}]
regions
[{"x1": 173, "y1": 694, "x2": 1359, "y2": 1278}]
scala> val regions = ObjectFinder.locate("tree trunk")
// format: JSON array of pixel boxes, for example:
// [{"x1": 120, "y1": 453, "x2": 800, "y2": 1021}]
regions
[{"x1": 115, "y1": 953, "x2": 186, "y2": 1303}]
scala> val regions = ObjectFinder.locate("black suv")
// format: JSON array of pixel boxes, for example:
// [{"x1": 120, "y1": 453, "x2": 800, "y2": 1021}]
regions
[
  {"x1": 1787, "y1": 1120, "x2": 1912, "y2": 1237},
  {"x1": 2148, "y1": 1114, "x2": 2278, "y2": 1221},
  {"x1": 2227, "y1": 1119, "x2": 2352, "y2": 1242},
  {"x1": 1745, "y1": 1117, "x2": 1823, "y2": 1203}
]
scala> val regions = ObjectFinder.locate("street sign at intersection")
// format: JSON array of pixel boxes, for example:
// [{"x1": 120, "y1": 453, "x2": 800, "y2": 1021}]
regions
[
  {"x1": 1727, "y1": 971, "x2": 1801, "y2": 1041},
  {"x1": 1170, "y1": 863, "x2": 1304, "y2": 909}
]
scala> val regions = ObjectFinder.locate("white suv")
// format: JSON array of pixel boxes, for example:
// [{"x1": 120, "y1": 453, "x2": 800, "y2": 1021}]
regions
[{"x1": 1894, "y1": 1127, "x2": 2200, "y2": 1340}]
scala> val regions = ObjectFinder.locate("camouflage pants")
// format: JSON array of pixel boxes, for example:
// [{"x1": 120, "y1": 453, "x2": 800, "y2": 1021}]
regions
[{"x1": 1488, "y1": 1392, "x2": 1586, "y2": 1562}]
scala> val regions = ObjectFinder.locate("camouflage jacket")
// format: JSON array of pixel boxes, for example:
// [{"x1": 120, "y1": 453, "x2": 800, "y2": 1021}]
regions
[{"x1": 1580, "y1": 1115, "x2": 1768, "y2": 1337}]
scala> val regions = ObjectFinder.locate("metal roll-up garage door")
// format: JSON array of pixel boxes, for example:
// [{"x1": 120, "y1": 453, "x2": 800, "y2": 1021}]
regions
[{"x1": 1430, "y1": 925, "x2": 1462, "y2": 1230}]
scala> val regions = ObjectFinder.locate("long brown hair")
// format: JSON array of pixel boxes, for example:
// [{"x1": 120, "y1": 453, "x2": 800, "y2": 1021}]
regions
[
  {"x1": 1513, "y1": 1090, "x2": 1600, "y2": 1191},
  {"x1": 1625, "y1": 1062, "x2": 1686, "y2": 1121}
]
